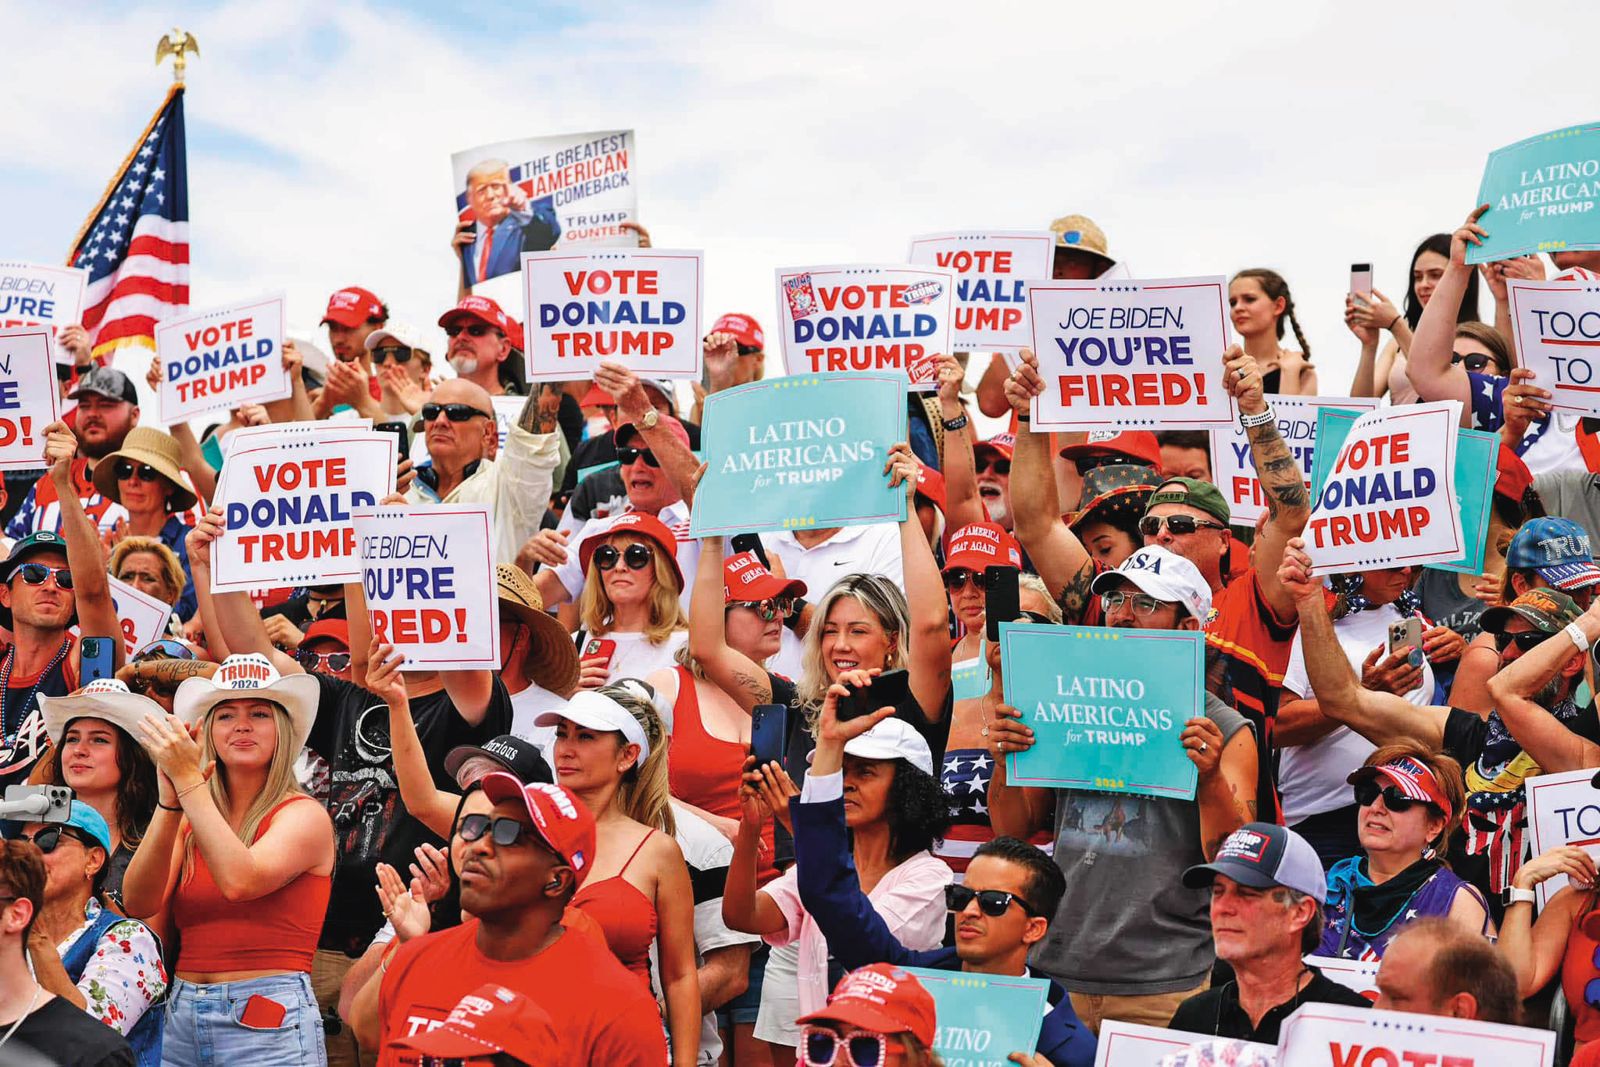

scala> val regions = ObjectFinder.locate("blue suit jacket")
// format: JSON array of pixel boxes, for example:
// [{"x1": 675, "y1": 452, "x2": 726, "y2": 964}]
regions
[
  {"x1": 462, "y1": 198, "x2": 561, "y2": 285},
  {"x1": 792, "y1": 794, "x2": 1095, "y2": 1067}
]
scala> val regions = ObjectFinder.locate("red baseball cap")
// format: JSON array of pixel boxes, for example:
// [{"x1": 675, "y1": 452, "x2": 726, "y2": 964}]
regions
[
  {"x1": 1058, "y1": 430, "x2": 1162, "y2": 469},
  {"x1": 580, "y1": 382, "x2": 617, "y2": 408},
  {"x1": 914, "y1": 464, "x2": 945, "y2": 511},
  {"x1": 1347, "y1": 755, "x2": 1451, "y2": 815},
  {"x1": 479, "y1": 773, "x2": 598, "y2": 885},
  {"x1": 439, "y1": 296, "x2": 524, "y2": 350},
  {"x1": 577, "y1": 512, "x2": 684, "y2": 589},
  {"x1": 724, "y1": 551, "x2": 807, "y2": 602},
  {"x1": 711, "y1": 313, "x2": 765, "y2": 350},
  {"x1": 388, "y1": 983, "x2": 559, "y2": 1063},
  {"x1": 1495, "y1": 442, "x2": 1534, "y2": 504},
  {"x1": 302, "y1": 619, "x2": 350, "y2": 651},
  {"x1": 974, "y1": 433, "x2": 1015, "y2": 462},
  {"x1": 796, "y1": 964, "x2": 937, "y2": 1048},
  {"x1": 943, "y1": 522, "x2": 1022, "y2": 574},
  {"x1": 321, "y1": 287, "x2": 385, "y2": 328},
  {"x1": 616, "y1": 414, "x2": 692, "y2": 450}
]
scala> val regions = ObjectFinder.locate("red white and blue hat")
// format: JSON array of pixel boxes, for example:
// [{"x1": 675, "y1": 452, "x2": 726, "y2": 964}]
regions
[
  {"x1": 1505, "y1": 517, "x2": 1600, "y2": 592},
  {"x1": 1347, "y1": 755, "x2": 1451, "y2": 815}
]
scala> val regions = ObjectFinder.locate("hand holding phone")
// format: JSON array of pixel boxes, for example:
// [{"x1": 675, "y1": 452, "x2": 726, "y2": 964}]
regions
[
  {"x1": 984, "y1": 565, "x2": 1021, "y2": 642},
  {"x1": 836, "y1": 669, "x2": 911, "y2": 721},
  {"x1": 79, "y1": 637, "x2": 115, "y2": 685},
  {"x1": 1386, "y1": 617, "x2": 1423, "y2": 659},
  {"x1": 751, "y1": 704, "x2": 788, "y2": 767},
  {"x1": 1350, "y1": 263, "x2": 1374, "y2": 307}
]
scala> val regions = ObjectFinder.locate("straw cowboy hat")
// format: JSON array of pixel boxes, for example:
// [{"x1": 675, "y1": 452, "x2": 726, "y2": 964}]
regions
[
  {"x1": 172, "y1": 653, "x2": 321, "y2": 757},
  {"x1": 92, "y1": 426, "x2": 199, "y2": 511},
  {"x1": 497, "y1": 565, "x2": 579, "y2": 695},
  {"x1": 40, "y1": 678, "x2": 169, "y2": 748}
]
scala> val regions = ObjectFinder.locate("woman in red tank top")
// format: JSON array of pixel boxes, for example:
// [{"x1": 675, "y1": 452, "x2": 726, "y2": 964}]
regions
[
  {"x1": 122, "y1": 653, "x2": 335, "y2": 1066},
  {"x1": 534, "y1": 681, "x2": 700, "y2": 1067}
]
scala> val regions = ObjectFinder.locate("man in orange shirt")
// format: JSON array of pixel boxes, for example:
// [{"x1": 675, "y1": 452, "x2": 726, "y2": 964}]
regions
[{"x1": 376, "y1": 774, "x2": 665, "y2": 1066}]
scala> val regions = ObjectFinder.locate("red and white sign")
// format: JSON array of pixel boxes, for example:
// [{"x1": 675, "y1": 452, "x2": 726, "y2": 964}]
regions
[
  {"x1": 1303, "y1": 954, "x2": 1379, "y2": 1001},
  {"x1": 774, "y1": 264, "x2": 955, "y2": 389},
  {"x1": 1278, "y1": 1002, "x2": 1555, "y2": 1067},
  {"x1": 1027, "y1": 276, "x2": 1235, "y2": 430},
  {"x1": 1305, "y1": 401, "x2": 1464, "y2": 574},
  {"x1": 106, "y1": 575, "x2": 174, "y2": 659},
  {"x1": 0, "y1": 328, "x2": 62, "y2": 472},
  {"x1": 1508, "y1": 278, "x2": 1600, "y2": 416},
  {"x1": 0, "y1": 262, "x2": 87, "y2": 343},
  {"x1": 907, "y1": 232, "x2": 1053, "y2": 351},
  {"x1": 521, "y1": 249, "x2": 703, "y2": 382},
  {"x1": 1526, "y1": 767, "x2": 1600, "y2": 908},
  {"x1": 156, "y1": 294, "x2": 291, "y2": 424},
  {"x1": 1093, "y1": 1020, "x2": 1273, "y2": 1067},
  {"x1": 1212, "y1": 396, "x2": 1379, "y2": 526},
  {"x1": 354, "y1": 505, "x2": 500, "y2": 671}
]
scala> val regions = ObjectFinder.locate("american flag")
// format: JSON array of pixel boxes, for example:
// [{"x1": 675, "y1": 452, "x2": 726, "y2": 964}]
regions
[{"x1": 68, "y1": 85, "x2": 190, "y2": 359}]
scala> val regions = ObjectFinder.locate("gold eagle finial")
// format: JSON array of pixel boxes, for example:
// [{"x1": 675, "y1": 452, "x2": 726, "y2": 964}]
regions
[{"x1": 154, "y1": 27, "x2": 199, "y2": 83}]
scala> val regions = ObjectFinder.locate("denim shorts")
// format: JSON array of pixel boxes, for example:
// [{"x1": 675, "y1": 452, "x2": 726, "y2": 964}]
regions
[
  {"x1": 162, "y1": 972, "x2": 326, "y2": 1067},
  {"x1": 716, "y1": 942, "x2": 769, "y2": 1028}
]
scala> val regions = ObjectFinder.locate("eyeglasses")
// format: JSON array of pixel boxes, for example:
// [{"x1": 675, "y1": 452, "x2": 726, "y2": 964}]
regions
[
  {"x1": 16, "y1": 827, "x2": 95, "y2": 855},
  {"x1": 729, "y1": 597, "x2": 794, "y2": 621},
  {"x1": 113, "y1": 460, "x2": 161, "y2": 483},
  {"x1": 15, "y1": 564, "x2": 73, "y2": 589},
  {"x1": 1451, "y1": 351, "x2": 1496, "y2": 373},
  {"x1": 975, "y1": 456, "x2": 1011, "y2": 475},
  {"x1": 1139, "y1": 514, "x2": 1228, "y2": 537},
  {"x1": 444, "y1": 324, "x2": 498, "y2": 339},
  {"x1": 421, "y1": 402, "x2": 492, "y2": 423},
  {"x1": 297, "y1": 648, "x2": 353, "y2": 673},
  {"x1": 1100, "y1": 590, "x2": 1167, "y2": 616},
  {"x1": 1493, "y1": 630, "x2": 1548, "y2": 654},
  {"x1": 457, "y1": 813, "x2": 536, "y2": 848},
  {"x1": 370, "y1": 345, "x2": 415, "y2": 366},
  {"x1": 800, "y1": 1027, "x2": 903, "y2": 1067},
  {"x1": 945, "y1": 883, "x2": 1038, "y2": 917},
  {"x1": 134, "y1": 639, "x2": 193, "y2": 663},
  {"x1": 1353, "y1": 780, "x2": 1430, "y2": 814},
  {"x1": 616, "y1": 446, "x2": 661, "y2": 468},
  {"x1": 942, "y1": 568, "x2": 981, "y2": 592},
  {"x1": 594, "y1": 543, "x2": 654, "y2": 572}
]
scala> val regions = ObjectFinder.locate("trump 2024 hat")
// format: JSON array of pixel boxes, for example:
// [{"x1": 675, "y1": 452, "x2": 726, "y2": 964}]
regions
[{"x1": 1181, "y1": 822, "x2": 1327, "y2": 903}]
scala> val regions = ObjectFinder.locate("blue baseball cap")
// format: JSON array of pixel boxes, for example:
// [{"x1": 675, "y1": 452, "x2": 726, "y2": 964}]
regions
[
  {"x1": 1505, "y1": 517, "x2": 1600, "y2": 592},
  {"x1": 62, "y1": 801, "x2": 113, "y2": 854},
  {"x1": 1181, "y1": 822, "x2": 1327, "y2": 903}
]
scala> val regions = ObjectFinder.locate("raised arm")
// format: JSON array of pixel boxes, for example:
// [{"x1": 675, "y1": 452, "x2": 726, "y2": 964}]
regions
[
  {"x1": 1484, "y1": 608, "x2": 1600, "y2": 774},
  {"x1": 594, "y1": 361, "x2": 700, "y2": 507},
  {"x1": 933, "y1": 354, "x2": 985, "y2": 532},
  {"x1": 886, "y1": 443, "x2": 952, "y2": 721},
  {"x1": 1407, "y1": 206, "x2": 1486, "y2": 426},
  {"x1": 974, "y1": 353, "x2": 1014, "y2": 419},
  {"x1": 368, "y1": 639, "x2": 459, "y2": 837},
  {"x1": 1227, "y1": 347, "x2": 1310, "y2": 620},
  {"x1": 497, "y1": 390, "x2": 565, "y2": 558},
  {"x1": 1183, "y1": 713, "x2": 1258, "y2": 860},
  {"x1": 686, "y1": 535, "x2": 773, "y2": 712},
  {"x1": 41, "y1": 424, "x2": 123, "y2": 672},
  {"x1": 185, "y1": 508, "x2": 300, "y2": 674}
]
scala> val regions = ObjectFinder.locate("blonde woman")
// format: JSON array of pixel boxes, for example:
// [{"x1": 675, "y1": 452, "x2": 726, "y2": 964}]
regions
[
  {"x1": 534, "y1": 680, "x2": 700, "y2": 1067},
  {"x1": 121, "y1": 653, "x2": 334, "y2": 1066},
  {"x1": 574, "y1": 513, "x2": 689, "y2": 687}
]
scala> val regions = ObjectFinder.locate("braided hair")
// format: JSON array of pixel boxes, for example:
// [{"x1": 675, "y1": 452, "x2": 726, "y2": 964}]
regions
[{"x1": 1233, "y1": 268, "x2": 1312, "y2": 365}]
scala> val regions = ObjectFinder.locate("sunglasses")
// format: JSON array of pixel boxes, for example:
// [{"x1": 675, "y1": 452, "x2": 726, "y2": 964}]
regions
[
  {"x1": 297, "y1": 648, "x2": 353, "y2": 673},
  {"x1": 1450, "y1": 351, "x2": 1496, "y2": 373},
  {"x1": 15, "y1": 563, "x2": 72, "y2": 589},
  {"x1": 800, "y1": 1027, "x2": 902, "y2": 1067},
  {"x1": 729, "y1": 597, "x2": 794, "y2": 621},
  {"x1": 113, "y1": 460, "x2": 161, "y2": 483},
  {"x1": 457, "y1": 813, "x2": 536, "y2": 848},
  {"x1": 134, "y1": 639, "x2": 194, "y2": 663},
  {"x1": 1139, "y1": 514, "x2": 1228, "y2": 538},
  {"x1": 1494, "y1": 630, "x2": 1548, "y2": 654},
  {"x1": 444, "y1": 324, "x2": 498, "y2": 339},
  {"x1": 16, "y1": 827, "x2": 95, "y2": 855},
  {"x1": 594, "y1": 543, "x2": 654, "y2": 572},
  {"x1": 370, "y1": 345, "x2": 415, "y2": 366},
  {"x1": 975, "y1": 456, "x2": 1011, "y2": 476},
  {"x1": 421, "y1": 402, "x2": 492, "y2": 423},
  {"x1": 1353, "y1": 780, "x2": 1433, "y2": 814},
  {"x1": 616, "y1": 446, "x2": 660, "y2": 468},
  {"x1": 943, "y1": 568, "x2": 981, "y2": 592},
  {"x1": 945, "y1": 883, "x2": 1038, "y2": 917}
]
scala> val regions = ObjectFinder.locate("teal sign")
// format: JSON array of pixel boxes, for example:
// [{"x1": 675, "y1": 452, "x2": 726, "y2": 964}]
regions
[
  {"x1": 951, "y1": 652, "x2": 989, "y2": 703},
  {"x1": 901, "y1": 967, "x2": 1049, "y2": 1066},
  {"x1": 1000, "y1": 622, "x2": 1203, "y2": 799},
  {"x1": 689, "y1": 373, "x2": 907, "y2": 537},
  {"x1": 1469, "y1": 123, "x2": 1600, "y2": 263}
]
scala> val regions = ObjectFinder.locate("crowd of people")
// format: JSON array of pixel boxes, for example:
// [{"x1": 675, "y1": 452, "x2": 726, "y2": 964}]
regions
[{"x1": 0, "y1": 200, "x2": 1598, "y2": 1067}]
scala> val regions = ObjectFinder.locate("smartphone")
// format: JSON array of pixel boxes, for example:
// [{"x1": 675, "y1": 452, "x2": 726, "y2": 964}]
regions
[
  {"x1": 583, "y1": 637, "x2": 617, "y2": 672},
  {"x1": 837, "y1": 668, "x2": 911, "y2": 721},
  {"x1": 731, "y1": 533, "x2": 772, "y2": 570},
  {"x1": 1350, "y1": 263, "x2": 1374, "y2": 305},
  {"x1": 751, "y1": 704, "x2": 789, "y2": 767},
  {"x1": 239, "y1": 994, "x2": 287, "y2": 1030},
  {"x1": 79, "y1": 637, "x2": 114, "y2": 685},
  {"x1": 375, "y1": 420, "x2": 410, "y2": 460},
  {"x1": 984, "y1": 565, "x2": 1021, "y2": 642},
  {"x1": 1386, "y1": 617, "x2": 1423, "y2": 659}
]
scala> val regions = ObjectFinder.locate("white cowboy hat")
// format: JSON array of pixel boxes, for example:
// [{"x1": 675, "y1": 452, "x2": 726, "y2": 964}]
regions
[
  {"x1": 40, "y1": 679, "x2": 169, "y2": 748},
  {"x1": 172, "y1": 653, "x2": 320, "y2": 758}
]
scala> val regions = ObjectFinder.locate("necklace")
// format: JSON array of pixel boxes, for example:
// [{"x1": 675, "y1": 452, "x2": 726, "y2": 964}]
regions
[
  {"x1": 0, "y1": 984, "x2": 41, "y2": 1050},
  {"x1": 0, "y1": 637, "x2": 72, "y2": 741}
]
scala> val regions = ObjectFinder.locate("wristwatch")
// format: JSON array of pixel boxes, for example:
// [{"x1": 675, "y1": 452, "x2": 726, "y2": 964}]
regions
[
  {"x1": 1502, "y1": 885, "x2": 1537, "y2": 907},
  {"x1": 639, "y1": 409, "x2": 661, "y2": 431}
]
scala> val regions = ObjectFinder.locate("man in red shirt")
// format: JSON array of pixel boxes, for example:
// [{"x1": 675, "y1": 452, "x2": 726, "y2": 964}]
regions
[{"x1": 376, "y1": 774, "x2": 665, "y2": 1066}]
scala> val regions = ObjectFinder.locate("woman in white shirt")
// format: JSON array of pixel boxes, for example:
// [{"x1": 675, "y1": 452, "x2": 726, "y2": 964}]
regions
[{"x1": 573, "y1": 512, "x2": 688, "y2": 687}]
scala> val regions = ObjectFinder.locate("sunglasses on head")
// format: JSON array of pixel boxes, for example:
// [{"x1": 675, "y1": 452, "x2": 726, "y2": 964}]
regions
[
  {"x1": 975, "y1": 456, "x2": 1011, "y2": 476},
  {"x1": 594, "y1": 542, "x2": 654, "y2": 572},
  {"x1": 370, "y1": 345, "x2": 414, "y2": 366},
  {"x1": 1353, "y1": 779, "x2": 1432, "y2": 814},
  {"x1": 457, "y1": 812, "x2": 537, "y2": 848},
  {"x1": 945, "y1": 883, "x2": 1038, "y2": 917},
  {"x1": 113, "y1": 460, "x2": 161, "y2": 483},
  {"x1": 16, "y1": 827, "x2": 95, "y2": 855},
  {"x1": 729, "y1": 597, "x2": 794, "y2": 621},
  {"x1": 1139, "y1": 514, "x2": 1227, "y2": 537},
  {"x1": 1450, "y1": 351, "x2": 1496, "y2": 373},
  {"x1": 1494, "y1": 630, "x2": 1548, "y2": 654},
  {"x1": 616, "y1": 446, "x2": 660, "y2": 468},
  {"x1": 800, "y1": 1027, "x2": 901, "y2": 1067},
  {"x1": 421, "y1": 402, "x2": 491, "y2": 423},
  {"x1": 134, "y1": 639, "x2": 193, "y2": 663},
  {"x1": 444, "y1": 324, "x2": 498, "y2": 339},
  {"x1": 296, "y1": 648, "x2": 353, "y2": 673},
  {"x1": 1100, "y1": 589, "x2": 1166, "y2": 616},
  {"x1": 15, "y1": 563, "x2": 72, "y2": 589}
]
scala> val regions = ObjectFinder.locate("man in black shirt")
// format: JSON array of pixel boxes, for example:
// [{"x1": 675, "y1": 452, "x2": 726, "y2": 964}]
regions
[{"x1": 1171, "y1": 823, "x2": 1368, "y2": 1042}]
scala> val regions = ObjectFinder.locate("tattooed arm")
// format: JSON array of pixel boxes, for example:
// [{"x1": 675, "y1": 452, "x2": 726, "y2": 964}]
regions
[
  {"x1": 687, "y1": 535, "x2": 774, "y2": 712},
  {"x1": 117, "y1": 658, "x2": 220, "y2": 696},
  {"x1": 1226, "y1": 346, "x2": 1311, "y2": 620},
  {"x1": 1199, "y1": 726, "x2": 1259, "y2": 861}
]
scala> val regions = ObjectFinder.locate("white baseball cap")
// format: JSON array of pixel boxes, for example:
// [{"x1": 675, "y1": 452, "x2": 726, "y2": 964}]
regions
[
  {"x1": 808, "y1": 717, "x2": 933, "y2": 776},
  {"x1": 364, "y1": 321, "x2": 424, "y2": 352},
  {"x1": 533, "y1": 691, "x2": 650, "y2": 763},
  {"x1": 1090, "y1": 545, "x2": 1212, "y2": 622}
]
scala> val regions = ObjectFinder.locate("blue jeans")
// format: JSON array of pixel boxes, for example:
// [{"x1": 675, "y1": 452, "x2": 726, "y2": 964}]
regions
[{"x1": 162, "y1": 973, "x2": 326, "y2": 1067}]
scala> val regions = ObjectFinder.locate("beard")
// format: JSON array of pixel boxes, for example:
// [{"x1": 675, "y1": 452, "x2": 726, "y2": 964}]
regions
[
  {"x1": 1535, "y1": 674, "x2": 1564, "y2": 709},
  {"x1": 450, "y1": 355, "x2": 480, "y2": 377}
]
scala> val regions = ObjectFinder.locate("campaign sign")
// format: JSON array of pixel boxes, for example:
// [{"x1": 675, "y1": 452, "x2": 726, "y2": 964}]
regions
[
  {"x1": 450, "y1": 130, "x2": 636, "y2": 286},
  {"x1": 951, "y1": 654, "x2": 989, "y2": 703},
  {"x1": 1027, "y1": 276, "x2": 1235, "y2": 430},
  {"x1": 1469, "y1": 123, "x2": 1600, "y2": 264},
  {"x1": 1303, "y1": 401, "x2": 1464, "y2": 574},
  {"x1": 491, "y1": 394, "x2": 524, "y2": 454},
  {"x1": 689, "y1": 373, "x2": 907, "y2": 537},
  {"x1": 354, "y1": 505, "x2": 500, "y2": 671},
  {"x1": 1211, "y1": 395, "x2": 1380, "y2": 527},
  {"x1": 901, "y1": 967, "x2": 1048, "y2": 1066},
  {"x1": 0, "y1": 262, "x2": 86, "y2": 341},
  {"x1": 211, "y1": 423, "x2": 396, "y2": 594},
  {"x1": 1000, "y1": 622, "x2": 1203, "y2": 799},
  {"x1": 1277, "y1": 1002, "x2": 1555, "y2": 1067},
  {"x1": 1303, "y1": 955, "x2": 1379, "y2": 1001},
  {"x1": 106, "y1": 575, "x2": 173, "y2": 659},
  {"x1": 906, "y1": 232, "x2": 1054, "y2": 351},
  {"x1": 1508, "y1": 278, "x2": 1600, "y2": 415},
  {"x1": 1310, "y1": 407, "x2": 1493, "y2": 575},
  {"x1": 521, "y1": 249, "x2": 702, "y2": 382},
  {"x1": 1094, "y1": 1021, "x2": 1274, "y2": 1067},
  {"x1": 1525, "y1": 768, "x2": 1600, "y2": 909},
  {"x1": 155, "y1": 294, "x2": 291, "y2": 424},
  {"x1": 0, "y1": 328, "x2": 61, "y2": 472},
  {"x1": 774, "y1": 265, "x2": 954, "y2": 389}
]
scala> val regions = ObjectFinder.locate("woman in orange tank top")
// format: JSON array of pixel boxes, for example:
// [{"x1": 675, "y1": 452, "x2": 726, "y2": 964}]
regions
[
  {"x1": 122, "y1": 654, "x2": 335, "y2": 1067},
  {"x1": 535, "y1": 680, "x2": 700, "y2": 1067}
]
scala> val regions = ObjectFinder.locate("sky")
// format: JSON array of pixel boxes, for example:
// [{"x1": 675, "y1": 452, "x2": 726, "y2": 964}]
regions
[{"x1": 2, "y1": 0, "x2": 1595, "y2": 419}]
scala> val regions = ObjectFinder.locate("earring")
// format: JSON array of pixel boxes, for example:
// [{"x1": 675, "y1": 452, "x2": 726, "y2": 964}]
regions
[{"x1": 1421, "y1": 844, "x2": 1437, "y2": 861}]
